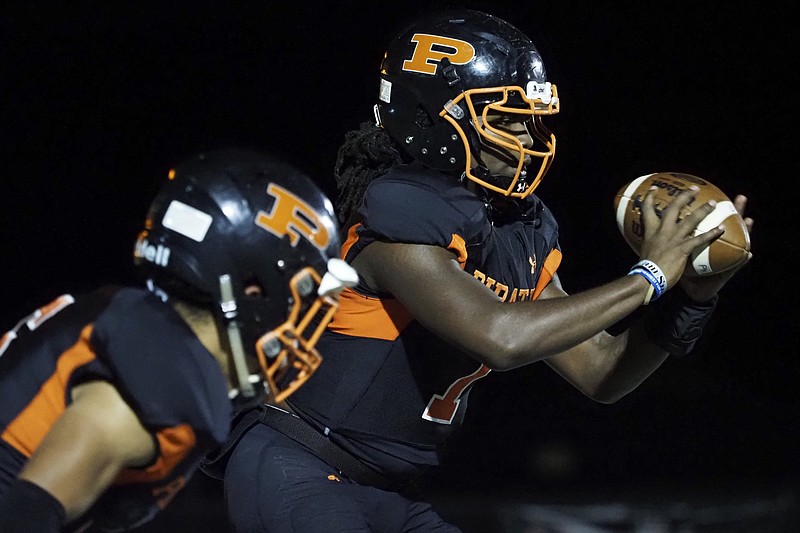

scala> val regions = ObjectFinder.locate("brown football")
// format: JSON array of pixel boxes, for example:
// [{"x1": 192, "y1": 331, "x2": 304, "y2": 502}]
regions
[{"x1": 614, "y1": 172, "x2": 750, "y2": 276}]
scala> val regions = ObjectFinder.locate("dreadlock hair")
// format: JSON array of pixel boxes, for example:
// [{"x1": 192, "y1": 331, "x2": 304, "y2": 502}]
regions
[{"x1": 333, "y1": 121, "x2": 405, "y2": 226}]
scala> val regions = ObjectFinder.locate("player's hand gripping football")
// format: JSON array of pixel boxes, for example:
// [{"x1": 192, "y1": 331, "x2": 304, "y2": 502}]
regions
[
  {"x1": 678, "y1": 194, "x2": 754, "y2": 302},
  {"x1": 637, "y1": 186, "x2": 725, "y2": 291}
]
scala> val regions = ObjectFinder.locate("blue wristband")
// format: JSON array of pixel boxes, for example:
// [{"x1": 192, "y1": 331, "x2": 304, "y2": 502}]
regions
[{"x1": 628, "y1": 260, "x2": 667, "y2": 304}]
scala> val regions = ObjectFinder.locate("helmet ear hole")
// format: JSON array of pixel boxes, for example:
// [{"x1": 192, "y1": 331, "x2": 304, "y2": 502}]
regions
[
  {"x1": 414, "y1": 105, "x2": 434, "y2": 129},
  {"x1": 243, "y1": 281, "x2": 263, "y2": 298}
]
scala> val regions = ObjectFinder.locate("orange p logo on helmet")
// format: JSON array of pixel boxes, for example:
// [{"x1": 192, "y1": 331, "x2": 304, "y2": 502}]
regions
[
  {"x1": 256, "y1": 183, "x2": 330, "y2": 250},
  {"x1": 402, "y1": 33, "x2": 475, "y2": 75}
]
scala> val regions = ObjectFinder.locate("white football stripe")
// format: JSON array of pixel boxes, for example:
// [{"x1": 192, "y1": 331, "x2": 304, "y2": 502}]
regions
[
  {"x1": 690, "y1": 200, "x2": 737, "y2": 275},
  {"x1": 623, "y1": 174, "x2": 655, "y2": 198},
  {"x1": 615, "y1": 196, "x2": 629, "y2": 233},
  {"x1": 615, "y1": 174, "x2": 654, "y2": 232},
  {"x1": 694, "y1": 200, "x2": 737, "y2": 233}
]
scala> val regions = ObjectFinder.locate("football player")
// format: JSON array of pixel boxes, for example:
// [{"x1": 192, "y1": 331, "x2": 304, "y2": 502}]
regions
[
  {"x1": 0, "y1": 148, "x2": 357, "y2": 532},
  {"x1": 221, "y1": 10, "x2": 754, "y2": 532}
]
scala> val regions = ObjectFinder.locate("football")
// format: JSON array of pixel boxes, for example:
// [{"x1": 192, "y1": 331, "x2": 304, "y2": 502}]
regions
[{"x1": 614, "y1": 172, "x2": 750, "y2": 276}]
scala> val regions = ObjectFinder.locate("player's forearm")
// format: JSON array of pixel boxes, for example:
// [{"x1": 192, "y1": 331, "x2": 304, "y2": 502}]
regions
[
  {"x1": 478, "y1": 274, "x2": 650, "y2": 370},
  {"x1": 552, "y1": 286, "x2": 719, "y2": 402},
  {"x1": 586, "y1": 326, "x2": 670, "y2": 403},
  {"x1": 541, "y1": 317, "x2": 668, "y2": 403}
]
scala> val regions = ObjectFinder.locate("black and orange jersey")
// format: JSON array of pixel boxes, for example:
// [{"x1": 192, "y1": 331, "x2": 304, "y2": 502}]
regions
[
  {"x1": 287, "y1": 162, "x2": 561, "y2": 483},
  {"x1": 0, "y1": 286, "x2": 231, "y2": 531}
]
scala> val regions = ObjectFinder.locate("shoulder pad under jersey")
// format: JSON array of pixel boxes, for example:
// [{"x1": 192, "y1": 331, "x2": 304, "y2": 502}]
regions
[{"x1": 361, "y1": 165, "x2": 488, "y2": 246}]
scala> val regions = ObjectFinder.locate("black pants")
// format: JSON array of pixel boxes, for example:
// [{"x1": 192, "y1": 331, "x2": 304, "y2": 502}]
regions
[{"x1": 223, "y1": 422, "x2": 461, "y2": 532}]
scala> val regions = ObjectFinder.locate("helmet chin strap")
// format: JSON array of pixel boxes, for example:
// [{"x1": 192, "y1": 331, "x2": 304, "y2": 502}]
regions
[
  {"x1": 469, "y1": 157, "x2": 514, "y2": 193},
  {"x1": 218, "y1": 274, "x2": 256, "y2": 399},
  {"x1": 471, "y1": 160, "x2": 492, "y2": 181},
  {"x1": 469, "y1": 144, "x2": 531, "y2": 197}
]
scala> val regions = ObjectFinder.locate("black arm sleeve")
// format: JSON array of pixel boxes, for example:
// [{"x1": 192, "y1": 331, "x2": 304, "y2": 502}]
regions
[{"x1": 644, "y1": 288, "x2": 719, "y2": 357}]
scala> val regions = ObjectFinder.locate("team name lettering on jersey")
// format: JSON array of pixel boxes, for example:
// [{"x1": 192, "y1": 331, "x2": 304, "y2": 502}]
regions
[
  {"x1": 256, "y1": 183, "x2": 330, "y2": 250},
  {"x1": 402, "y1": 33, "x2": 475, "y2": 75},
  {"x1": 472, "y1": 269, "x2": 534, "y2": 302}
]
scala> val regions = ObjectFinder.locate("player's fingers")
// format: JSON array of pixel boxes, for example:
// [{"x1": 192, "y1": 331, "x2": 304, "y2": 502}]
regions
[
  {"x1": 733, "y1": 194, "x2": 748, "y2": 215},
  {"x1": 677, "y1": 200, "x2": 718, "y2": 237},
  {"x1": 661, "y1": 186, "x2": 700, "y2": 226},
  {"x1": 732, "y1": 194, "x2": 755, "y2": 234},
  {"x1": 684, "y1": 224, "x2": 724, "y2": 253},
  {"x1": 640, "y1": 187, "x2": 660, "y2": 235}
]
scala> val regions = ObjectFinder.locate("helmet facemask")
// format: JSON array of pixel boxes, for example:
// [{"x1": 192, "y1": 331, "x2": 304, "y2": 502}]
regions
[
  {"x1": 441, "y1": 82, "x2": 559, "y2": 199},
  {"x1": 252, "y1": 258, "x2": 357, "y2": 403},
  {"x1": 253, "y1": 266, "x2": 335, "y2": 403}
]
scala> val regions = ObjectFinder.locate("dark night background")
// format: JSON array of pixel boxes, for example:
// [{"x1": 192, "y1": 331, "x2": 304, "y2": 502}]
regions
[{"x1": 2, "y1": 1, "x2": 797, "y2": 531}]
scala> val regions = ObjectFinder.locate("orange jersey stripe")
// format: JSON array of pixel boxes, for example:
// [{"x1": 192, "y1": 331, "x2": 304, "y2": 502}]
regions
[
  {"x1": 327, "y1": 288, "x2": 413, "y2": 340},
  {"x1": 340, "y1": 223, "x2": 361, "y2": 260},
  {"x1": 1, "y1": 324, "x2": 97, "y2": 457},
  {"x1": 533, "y1": 248, "x2": 562, "y2": 299},
  {"x1": 333, "y1": 223, "x2": 418, "y2": 340},
  {"x1": 448, "y1": 233, "x2": 468, "y2": 268}
]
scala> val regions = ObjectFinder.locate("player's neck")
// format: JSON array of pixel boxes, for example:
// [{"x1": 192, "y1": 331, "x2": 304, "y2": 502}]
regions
[{"x1": 171, "y1": 301, "x2": 233, "y2": 386}]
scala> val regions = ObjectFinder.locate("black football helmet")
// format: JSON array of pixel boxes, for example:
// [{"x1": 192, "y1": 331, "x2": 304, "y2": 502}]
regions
[
  {"x1": 134, "y1": 148, "x2": 357, "y2": 403},
  {"x1": 374, "y1": 9, "x2": 559, "y2": 199}
]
